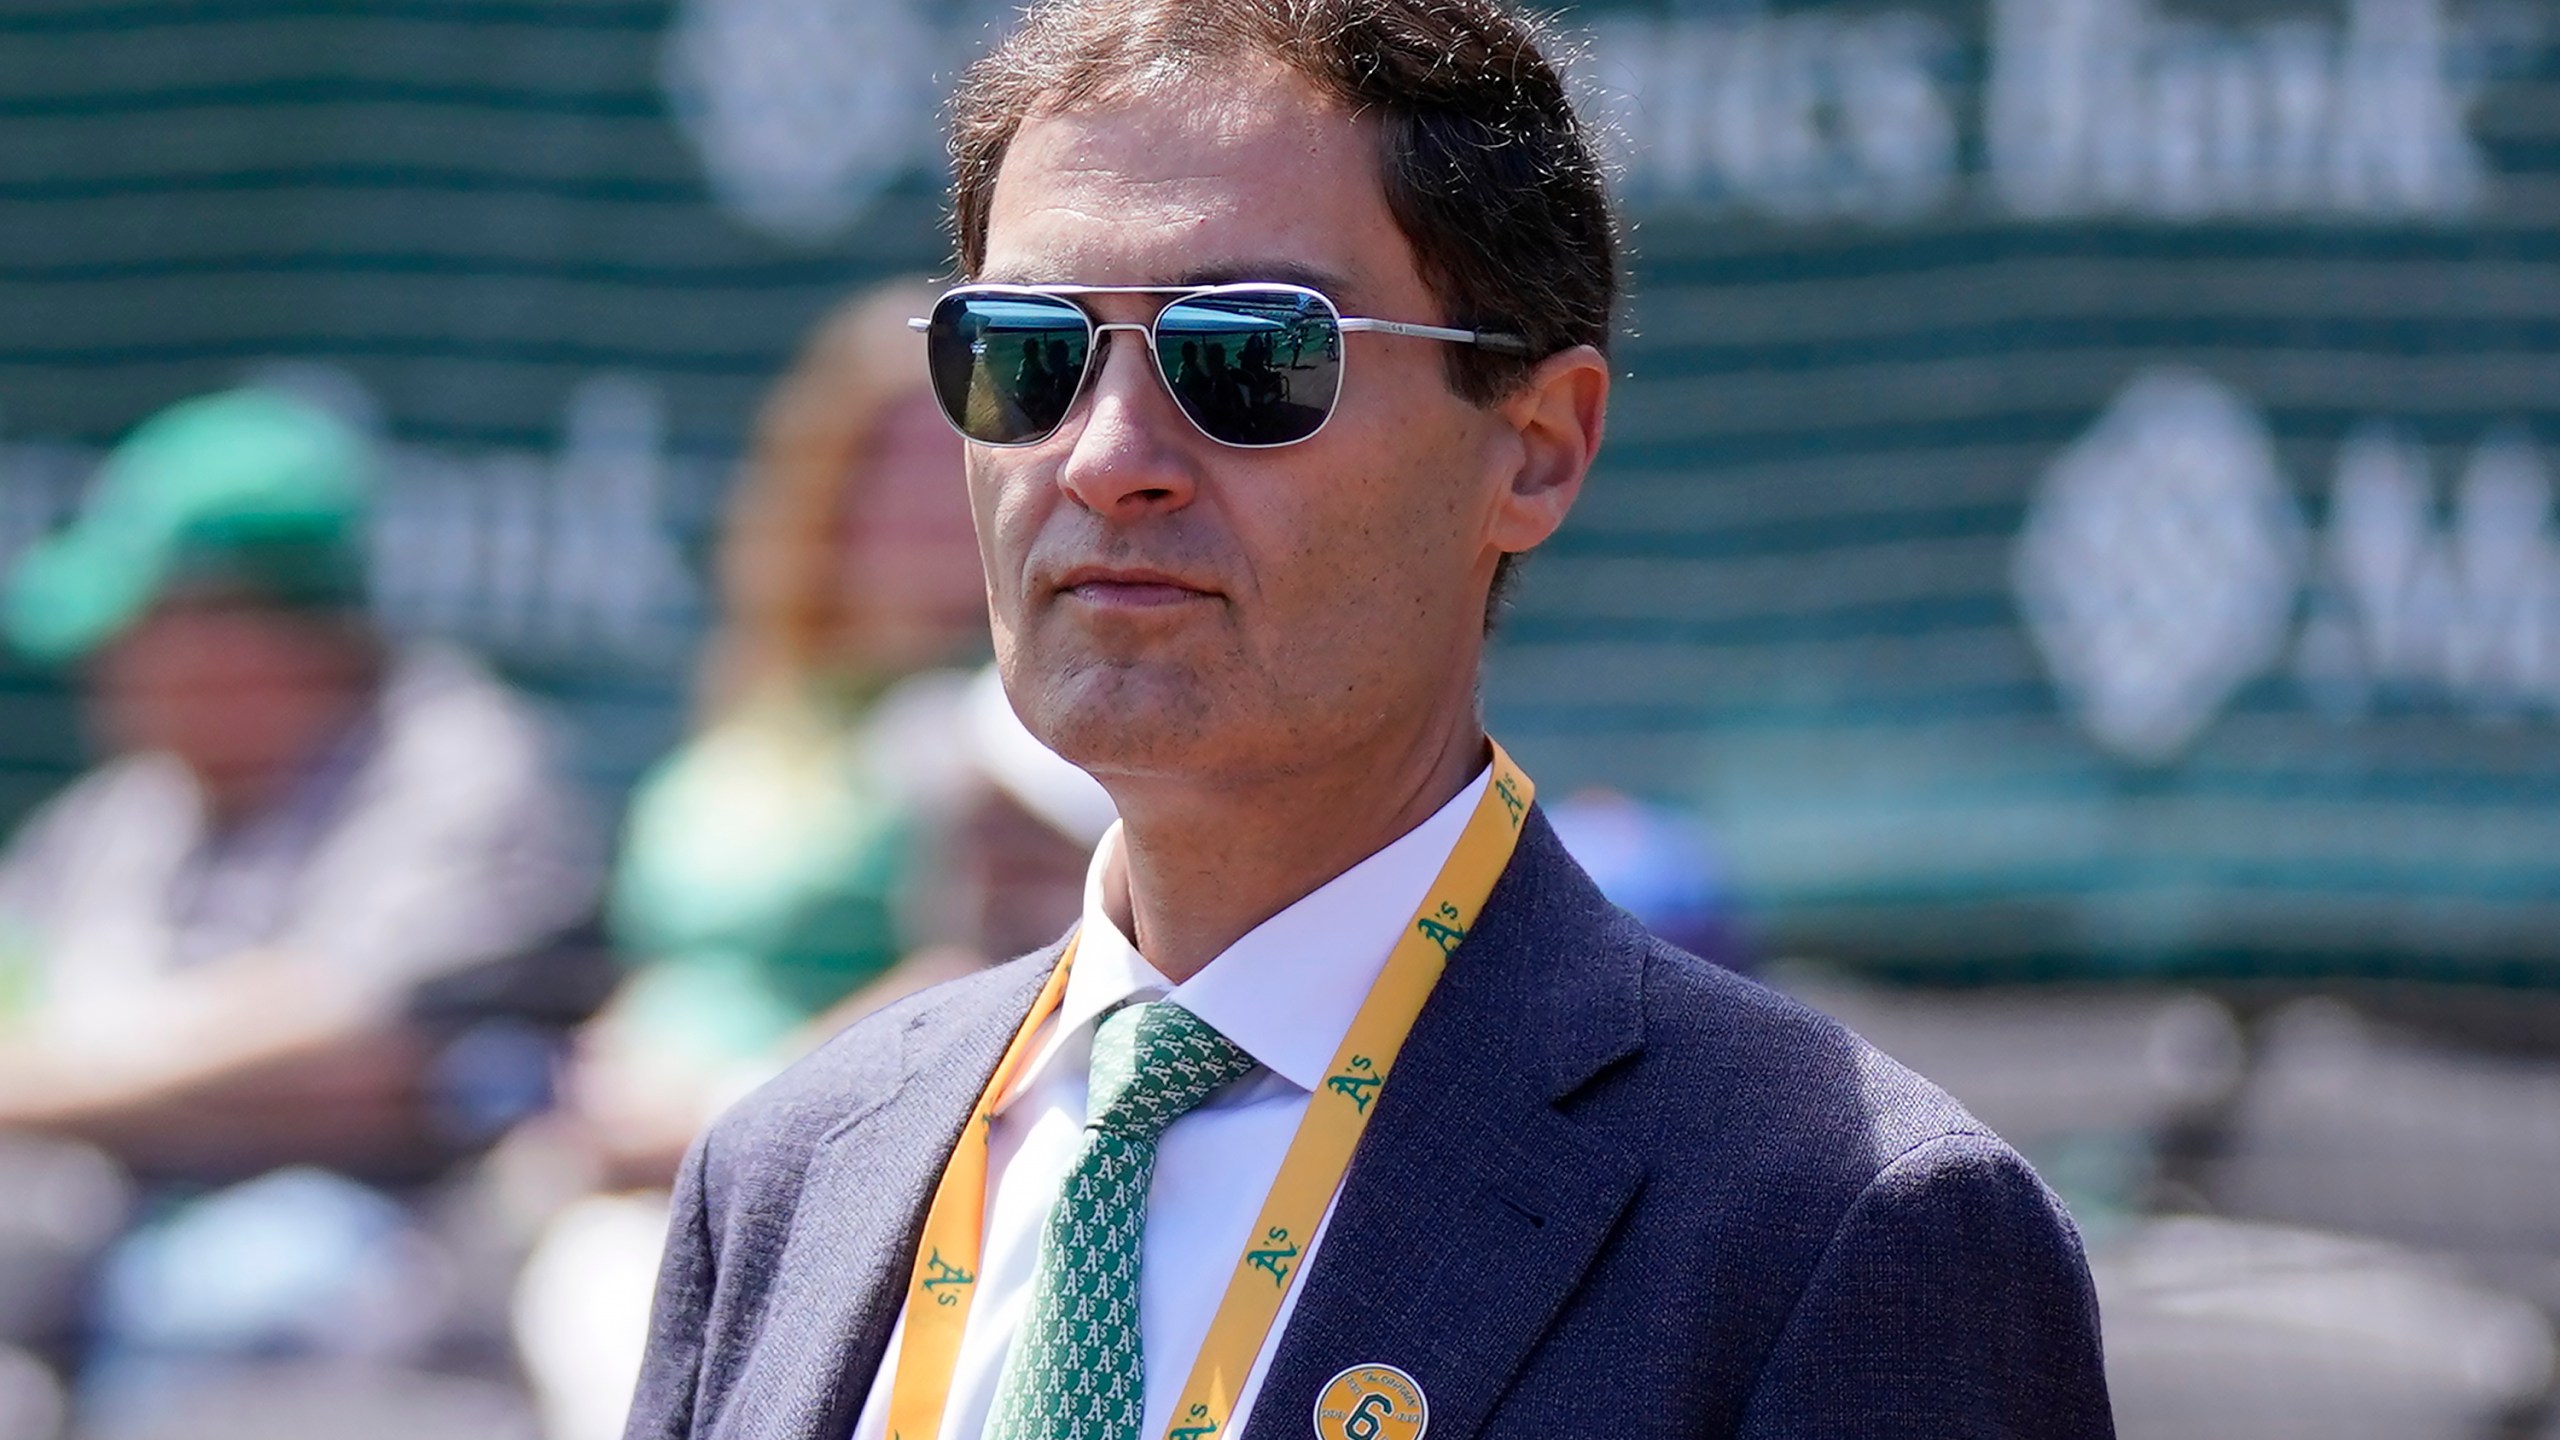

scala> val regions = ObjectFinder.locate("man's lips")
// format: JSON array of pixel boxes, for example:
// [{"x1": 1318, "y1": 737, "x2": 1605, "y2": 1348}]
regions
[{"x1": 1051, "y1": 565, "x2": 1220, "y2": 608}]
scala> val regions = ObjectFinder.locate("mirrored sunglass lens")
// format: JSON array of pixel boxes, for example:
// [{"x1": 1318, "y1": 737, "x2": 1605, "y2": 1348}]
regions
[
  {"x1": 1154, "y1": 290, "x2": 1341, "y2": 445},
  {"x1": 926, "y1": 294, "x2": 1092, "y2": 443}
]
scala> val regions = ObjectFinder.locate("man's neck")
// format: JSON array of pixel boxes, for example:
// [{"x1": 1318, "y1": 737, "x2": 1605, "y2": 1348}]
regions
[{"x1": 1105, "y1": 710, "x2": 1490, "y2": 983}]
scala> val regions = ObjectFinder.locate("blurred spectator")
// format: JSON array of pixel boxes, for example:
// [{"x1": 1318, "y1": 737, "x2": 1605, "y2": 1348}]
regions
[
  {"x1": 0, "y1": 390, "x2": 606, "y2": 1409},
  {"x1": 882, "y1": 665, "x2": 1117, "y2": 967},
  {"x1": 488, "y1": 279, "x2": 1109, "y2": 1440},
  {"x1": 509, "y1": 663, "x2": 1109, "y2": 1440},
  {"x1": 545, "y1": 278, "x2": 1001, "y2": 1190}
]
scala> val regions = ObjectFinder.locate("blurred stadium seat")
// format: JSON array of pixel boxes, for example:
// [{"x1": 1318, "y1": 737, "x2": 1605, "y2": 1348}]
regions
[
  {"x1": 0, "y1": 1347, "x2": 63, "y2": 1440},
  {"x1": 1783, "y1": 975, "x2": 2560, "y2": 1435},
  {"x1": 75, "y1": 1361, "x2": 537, "y2": 1440},
  {"x1": 2095, "y1": 1217, "x2": 2554, "y2": 1440},
  {"x1": 0, "y1": 1138, "x2": 128, "y2": 1357},
  {"x1": 1780, "y1": 973, "x2": 2245, "y2": 1142},
  {"x1": 2205, "y1": 1000, "x2": 2560, "y2": 1317}
]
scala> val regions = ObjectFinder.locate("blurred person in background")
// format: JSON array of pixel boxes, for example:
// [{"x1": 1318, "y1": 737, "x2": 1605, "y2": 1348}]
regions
[
  {"x1": 0, "y1": 388, "x2": 606, "y2": 1423},
  {"x1": 510, "y1": 665, "x2": 1110, "y2": 1440},
  {"x1": 542, "y1": 278, "x2": 1003, "y2": 1192},
  {"x1": 489, "y1": 281, "x2": 1109, "y2": 1440}
]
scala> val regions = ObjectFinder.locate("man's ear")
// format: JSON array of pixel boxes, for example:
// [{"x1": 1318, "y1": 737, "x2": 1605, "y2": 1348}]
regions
[{"x1": 1488, "y1": 344, "x2": 1609, "y2": 555}]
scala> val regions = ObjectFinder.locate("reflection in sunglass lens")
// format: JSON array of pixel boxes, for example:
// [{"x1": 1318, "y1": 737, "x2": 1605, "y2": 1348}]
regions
[
  {"x1": 926, "y1": 293, "x2": 1094, "y2": 444},
  {"x1": 1154, "y1": 289, "x2": 1342, "y2": 446}
]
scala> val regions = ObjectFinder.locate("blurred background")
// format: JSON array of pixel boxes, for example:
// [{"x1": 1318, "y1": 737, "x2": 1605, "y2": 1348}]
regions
[{"x1": 1, "y1": 0, "x2": 2557, "y2": 1436}]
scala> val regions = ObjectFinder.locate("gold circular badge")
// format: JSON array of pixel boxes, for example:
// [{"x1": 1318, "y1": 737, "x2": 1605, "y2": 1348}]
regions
[{"x1": 1312, "y1": 1363, "x2": 1428, "y2": 1440}]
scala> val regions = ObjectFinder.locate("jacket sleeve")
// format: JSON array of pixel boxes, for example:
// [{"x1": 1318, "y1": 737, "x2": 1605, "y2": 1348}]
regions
[
  {"x1": 1735, "y1": 1132, "x2": 2115, "y2": 1440},
  {"x1": 625, "y1": 1131, "x2": 718, "y2": 1440}
]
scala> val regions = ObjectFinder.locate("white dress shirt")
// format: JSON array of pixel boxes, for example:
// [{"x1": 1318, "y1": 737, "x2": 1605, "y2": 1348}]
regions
[{"x1": 850, "y1": 766, "x2": 1490, "y2": 1440}]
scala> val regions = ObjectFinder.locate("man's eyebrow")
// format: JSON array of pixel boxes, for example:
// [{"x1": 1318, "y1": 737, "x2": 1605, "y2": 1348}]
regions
[{"x1": 1169, "y1": 261, "x2": 1357, "y2": 294}]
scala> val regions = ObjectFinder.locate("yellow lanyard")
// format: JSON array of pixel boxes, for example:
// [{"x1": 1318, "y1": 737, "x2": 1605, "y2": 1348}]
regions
[{"x1": 884, "y1": 742, "x2": 1534, "y2": 1440}]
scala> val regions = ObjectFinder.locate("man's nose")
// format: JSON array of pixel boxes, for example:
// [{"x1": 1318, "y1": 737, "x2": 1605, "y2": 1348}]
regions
[{"x1": 1055, "y1": 330, "x2": 1198, "y2": 517}]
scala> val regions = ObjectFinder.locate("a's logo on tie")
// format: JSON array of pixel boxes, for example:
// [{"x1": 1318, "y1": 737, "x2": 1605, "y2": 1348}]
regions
[
  {"x1": 921, "y1": 1248, "x2": 975, "y2": 1305},
  {"x1": 1414, "y1": 903, "x2": 1466, "y2": 956},
  {"x1": 1326, "y1": 1055, "x2": 1383, "y2": 1113},
  {"x1": 1167, "y1": 1402, "x2": 1219, "y2": 1440},
  {"x1": 1312, "y1": 1364, "x2": 1428, "y2": 1440},
  {"x1": 1244, "y1": 1226, "x2": 1302, "y2": 1285}
]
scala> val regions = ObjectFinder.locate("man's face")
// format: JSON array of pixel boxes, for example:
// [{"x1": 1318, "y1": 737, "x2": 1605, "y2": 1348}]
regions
[
  {"x1": 973, "y1": 60, "x2": 1534, "y2": 788},
  {"x1": 92, "y1": 598, "x2": 369, "y2": 816}
]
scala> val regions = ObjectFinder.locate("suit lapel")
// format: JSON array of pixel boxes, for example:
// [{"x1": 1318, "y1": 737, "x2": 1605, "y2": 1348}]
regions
[
  {"x1": 708, "y1": 953, "x2": 1058, "y2": 1440},
  {"x1": 1242, "y1": 812, "x2": 1649, "y2": 1440}
]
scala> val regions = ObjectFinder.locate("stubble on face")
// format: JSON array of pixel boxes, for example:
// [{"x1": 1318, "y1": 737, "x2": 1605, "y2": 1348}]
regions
[{"x1": 972, "y1": 59, "x2": 1511, "y2": 794}]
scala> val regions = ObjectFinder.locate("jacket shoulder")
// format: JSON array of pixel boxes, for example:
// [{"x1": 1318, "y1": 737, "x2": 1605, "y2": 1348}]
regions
[
  {"x1": 1584, "y1": 940, "x2": 2108, "y2": 1431},
  {"x1": 627, "y1": 948, "x2": 1058, "y2": 1439},
  {"x1": 693, "y1": 949, "x2": 1057, "y2": 1203},
  {"x1": 1490, "y1": 809, "x2": 2000, "y2": 1190},
  {"x1": 1633, "y1": 940, "x2": 1998, "y2": 1181}
]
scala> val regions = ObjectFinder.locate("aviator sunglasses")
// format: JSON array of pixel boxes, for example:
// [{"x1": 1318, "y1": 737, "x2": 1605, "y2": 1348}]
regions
[{"x1": 911, "y1": 283, "x2": 1529, "y2": 449}]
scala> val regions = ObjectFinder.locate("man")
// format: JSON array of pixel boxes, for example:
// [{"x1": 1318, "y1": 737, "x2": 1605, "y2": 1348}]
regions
[
  {"x1": 0, "y1": 389, "x2": 604, "y2": 1385},
  {"x1": 628, "y1": 2, "x2": 2114, "y2": 1437},
  {"x1": 0, "y1": 386, "x2": 605, "y2": 1169}
]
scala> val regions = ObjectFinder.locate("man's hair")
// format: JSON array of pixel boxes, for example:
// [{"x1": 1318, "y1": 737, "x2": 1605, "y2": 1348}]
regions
[{"x1": 946, "y1": 0, "x2": 1621, "y2": 618}]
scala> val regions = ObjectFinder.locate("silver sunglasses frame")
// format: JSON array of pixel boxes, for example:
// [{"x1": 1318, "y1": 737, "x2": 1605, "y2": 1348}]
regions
[{"x1": 907, "y1": 282, "x2": 1531, "y2": 450}]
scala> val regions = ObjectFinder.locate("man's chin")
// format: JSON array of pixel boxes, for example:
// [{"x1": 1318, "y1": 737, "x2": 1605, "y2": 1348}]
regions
[{"x1": 1010, "y1": 661, "x2": 1221, "y2": 779}]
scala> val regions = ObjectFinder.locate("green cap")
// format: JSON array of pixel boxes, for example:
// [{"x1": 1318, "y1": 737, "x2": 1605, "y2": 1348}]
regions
[{"x1": 5, "y1": 389, "x2": 372, "y2": 663}]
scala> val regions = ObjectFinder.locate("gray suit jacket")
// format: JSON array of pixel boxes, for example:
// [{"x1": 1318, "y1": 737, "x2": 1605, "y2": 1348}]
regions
[{"x1": 628, "y1": 809, "x2": 2114, "y2": 1439}]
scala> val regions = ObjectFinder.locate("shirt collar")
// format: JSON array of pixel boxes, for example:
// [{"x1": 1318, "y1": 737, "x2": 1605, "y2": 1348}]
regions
[{"x1": 1009, "y1": 765, "x2": 1491, "y2": 1104}]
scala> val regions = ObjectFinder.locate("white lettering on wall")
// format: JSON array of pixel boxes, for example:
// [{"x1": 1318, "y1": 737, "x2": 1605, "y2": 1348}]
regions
[
  {"x1": 1583, "y1": 9, "x2": 1960, "y2": 221},
  {"x1": 656, "y1": 0, "x2": 2533, "y2": 236},
  {"x1": 2297, "y1": 424, "x2": 2560, "y2": 716},
  {"x1": 2018, "y1": 370, "x2": 2560, "y2": 760},
  {"x1": 1987, "y1": 0, "x2": 2491, "y2": 220},
  {"x1": 1575, "y1": 0, "x2": 2523, "y2": 225},
  {"x1": 365, "y1": 376, "x2": 702, "y2": 661},
  {"x1": 2013, "y1": 369, "x2": 2311, "y2": 761}
]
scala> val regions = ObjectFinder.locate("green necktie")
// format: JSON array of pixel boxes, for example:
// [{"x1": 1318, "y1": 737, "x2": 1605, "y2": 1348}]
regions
[{"x1": 986, "y1": 1000, "x2": 1258, "y2": 1440}]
